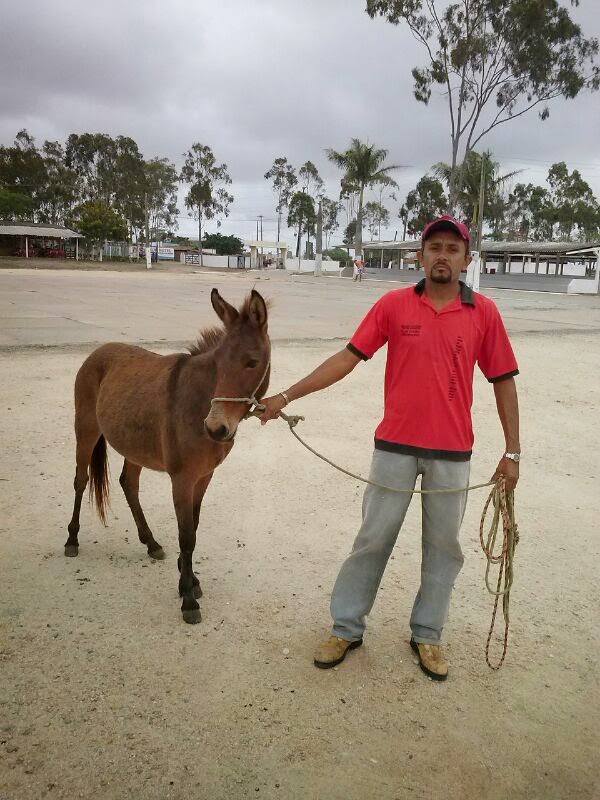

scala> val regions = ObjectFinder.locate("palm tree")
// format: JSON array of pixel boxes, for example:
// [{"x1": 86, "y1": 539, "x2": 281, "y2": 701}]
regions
[
  {"x1": 326, "y1": 139, "x2": 402, "y2": 258},
  {"x1": 434, "y1": 151, "x2": 522, "y2": 240}
]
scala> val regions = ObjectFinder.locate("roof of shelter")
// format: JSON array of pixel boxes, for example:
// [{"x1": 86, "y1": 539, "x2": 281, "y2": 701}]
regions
[
  {"x1": 363, "y1": 239, "x2": 600, "y2": 255},
  {"x1": 0, "y1": 221, "x2": 83, "y2": 238}
]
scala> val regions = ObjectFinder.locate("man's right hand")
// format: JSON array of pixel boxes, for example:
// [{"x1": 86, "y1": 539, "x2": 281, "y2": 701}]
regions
[{"x1": 258, "y1": 394, "x2": 288, "y2": 425}]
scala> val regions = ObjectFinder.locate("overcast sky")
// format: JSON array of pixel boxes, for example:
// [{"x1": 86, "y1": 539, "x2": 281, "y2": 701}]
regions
[{"x1": 1, "y1": 0, "x2": 599, "y2": 245}]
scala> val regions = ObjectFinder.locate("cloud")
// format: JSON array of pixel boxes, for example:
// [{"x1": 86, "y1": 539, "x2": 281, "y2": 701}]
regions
[{"x1": 1, "y1": 0, "x2": 599, "y2": 243}]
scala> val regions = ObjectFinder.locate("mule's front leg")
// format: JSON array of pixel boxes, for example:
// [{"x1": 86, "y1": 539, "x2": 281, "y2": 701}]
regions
[{"x1": 172, "y1": 477, "x2": 201, "y2": 624}]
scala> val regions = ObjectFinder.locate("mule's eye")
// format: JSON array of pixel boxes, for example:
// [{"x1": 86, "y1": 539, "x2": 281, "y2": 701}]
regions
[{"x1": 246, "y1": 359, "x2": 259, "y2": 369}]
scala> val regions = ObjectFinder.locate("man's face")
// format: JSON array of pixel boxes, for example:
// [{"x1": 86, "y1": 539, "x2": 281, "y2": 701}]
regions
[{"x1": 418, "y1": 230, "x2": 471, "y2": 284}]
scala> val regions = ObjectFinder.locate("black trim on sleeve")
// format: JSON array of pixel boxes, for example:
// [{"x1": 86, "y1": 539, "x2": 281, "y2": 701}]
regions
[
  {"x1": 375, "y1": 439, "x2": 472, "y2": 462},
  {"x1": 346, "y1": 342, "x2": 369, "y2": 361},
  {"x1": 488, "y1": 369, "x2": 519, "y2": 384}
]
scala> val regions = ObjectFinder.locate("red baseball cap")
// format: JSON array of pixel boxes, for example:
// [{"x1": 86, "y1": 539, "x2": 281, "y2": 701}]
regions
[{"x1": 422, "y1": 215, "x2": 470, "y2": 245}]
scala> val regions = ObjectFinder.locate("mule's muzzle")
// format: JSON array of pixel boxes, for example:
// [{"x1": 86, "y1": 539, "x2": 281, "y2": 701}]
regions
[{"x1": 204, "y1": 421, "x2": 234, "y2": 442}]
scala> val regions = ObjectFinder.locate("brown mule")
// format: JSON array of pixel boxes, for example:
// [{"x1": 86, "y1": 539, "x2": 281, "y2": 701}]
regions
[{"x1": 65, "y1": 289, "x2": 270, "y2": 624}]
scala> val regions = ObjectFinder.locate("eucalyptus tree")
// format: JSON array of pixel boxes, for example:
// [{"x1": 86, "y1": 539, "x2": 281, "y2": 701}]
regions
[
  {"x1": 546, "y1": 161, "x2": 600, "y2": 240},
  {"x1": 364, "y1": 200, "x2": 390, "y2": 240},
  {"x1": 298, "y1": 161, "x2": 324, "y2": 198},
  {"x1": 404, "y1": 175, "x2": 448, "y2": 237},
  {"x1": 142, "y1": 158, "x2": 179, "y2": 247},
  {"x1": 321, "y1": 197, "x2": 343, "y2": 250},
  {"x1": 180, "y1": 143, "x2": 233, "y2": 267},
  {"x1": 65, "y1": 133, "x2": 119, "y2": 204},
  {"x1": 288, "y1": 191, "x2": 316, "y2": 257},
  {"x1": 264, "y1": 157, "x2": 297, "y2": 243},
  {"x1": 366, "y1": 0, "x2": 600, "y2": 210},
  {"x1": 0, "y1": 129, "x2": 47, "y2": 219},
  {"x1": 297, "y1": 161, "x2": 324, "y2": 253},
  {"x1": 38, "y1": 140, "x2": 79, "y2": 225}
]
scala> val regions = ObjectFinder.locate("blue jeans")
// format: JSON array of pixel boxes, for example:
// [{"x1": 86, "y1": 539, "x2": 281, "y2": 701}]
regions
[{"x1": 330, "y1": 450, "x2": 470, "y2": 645}]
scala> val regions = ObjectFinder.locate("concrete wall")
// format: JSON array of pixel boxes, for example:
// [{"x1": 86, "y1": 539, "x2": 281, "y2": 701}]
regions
[
  {"x1": 485, "y1": 259, "x2": 587, "y2": 276},
  {"x1": 285, "y1": 258, "x2": 340, "y2": 273},
  {"x1": 181, "y1": 253, "x2": 250, "y2": 269},
  {"x1": 567, "y1": 278, "x2": 599, "y2": 294}
]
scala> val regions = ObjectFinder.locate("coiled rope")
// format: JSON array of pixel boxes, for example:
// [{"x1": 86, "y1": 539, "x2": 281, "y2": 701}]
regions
[{"x1": 258, "y1": 407, "x2": 519, "y2": 670}]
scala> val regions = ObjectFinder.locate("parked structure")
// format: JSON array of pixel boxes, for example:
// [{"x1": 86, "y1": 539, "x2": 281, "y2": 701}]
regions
[{"x1": 0, "y1": 221, "x2": 83, "y2": 259}]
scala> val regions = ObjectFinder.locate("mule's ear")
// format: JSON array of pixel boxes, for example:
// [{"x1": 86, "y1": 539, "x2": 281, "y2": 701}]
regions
[
  {"x1": 211, "y1": 289, "x2": 238, "y2": 327},
  {"x1": 248, "y1": 289, "x2": 268, "y2": 329}
]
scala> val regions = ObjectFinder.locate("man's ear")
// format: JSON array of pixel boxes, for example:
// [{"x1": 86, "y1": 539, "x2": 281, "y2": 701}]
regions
[
  {"x1": 417, "y1": 249, "x2": 424, "y2": 268},
  {"x1": 211, "y1": 289, "x2": 239, "y2": 327},
  {"x1": 247, "y1": 289, "x2": 268, "y2": 330}
]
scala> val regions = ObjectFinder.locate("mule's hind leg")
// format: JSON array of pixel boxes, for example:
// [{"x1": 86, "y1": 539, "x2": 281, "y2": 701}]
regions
[
  {"x1": 65, "y1": 432, "x2": 99, "y2": 557},
  {"x1": 119, "y1": 460, "x2": 165, "y2": 560},
  {"x1": 177, "y1": 473, "x2": 214, "y2": 599}
]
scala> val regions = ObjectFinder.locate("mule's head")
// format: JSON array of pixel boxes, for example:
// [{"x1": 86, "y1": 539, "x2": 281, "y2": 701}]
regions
[{"x1": 204, "y1": 288, "x2": 271, "y2": 442}]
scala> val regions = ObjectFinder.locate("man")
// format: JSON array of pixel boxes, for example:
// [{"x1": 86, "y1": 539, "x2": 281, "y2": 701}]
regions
[
  {"x1": 353, "y1": 256, "x2": 365, "y2": 281},
  {"x1": 259, "y1": 216, "x2": 520, "y2": 681}
]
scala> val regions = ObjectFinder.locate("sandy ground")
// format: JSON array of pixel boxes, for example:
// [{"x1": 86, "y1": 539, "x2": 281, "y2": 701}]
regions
[{"x1": 1, "y1": 270, "x2": 599, "y2": 800}]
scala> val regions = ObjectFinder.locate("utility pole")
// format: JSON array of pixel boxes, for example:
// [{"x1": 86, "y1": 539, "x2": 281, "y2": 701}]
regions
[
  {"x1": 315, "y1": 200, "x2": 322, "y2": 277},
  {"x1": 467, "y1": 153, "x2": 487, "y2": 291},
  {"x1": 399, "y1": 206, "x2": 408, "y2": 271},
  {"x1": 144, "y1": 192, "x2": 152, "y2": 270},
  {"x1": 198, "y1": 212, "x2": 203, "y2": 269},
  {"x1": 476, "y1": 153, "x2": 486, "y2": 253},
  {"x1": 400, "y1": 205, "x2": 408, "y2": 241}
]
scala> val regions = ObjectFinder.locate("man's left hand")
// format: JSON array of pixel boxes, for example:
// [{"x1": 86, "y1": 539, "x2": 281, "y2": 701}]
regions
[{"x1": 491, "y1": 456, "x2": 519, "y2": 492}]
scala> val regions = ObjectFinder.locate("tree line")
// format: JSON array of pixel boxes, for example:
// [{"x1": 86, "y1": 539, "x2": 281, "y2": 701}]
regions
[
  {"x1": 404, "y1": 152, "x2": 600, "y2": 242},
  {"x1": 1, "y1": 127, "x2": 599, "y2": 265}
]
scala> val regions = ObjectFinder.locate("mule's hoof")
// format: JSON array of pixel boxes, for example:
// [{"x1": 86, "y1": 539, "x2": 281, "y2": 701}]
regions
[
  {"x1": 193, "y1": 585, "x2": 203, "y2": 599},
  {"x1": 64, "y1": 545, "x2": 79, "y2": 557},
  {"x1": 182, "y1": 608, "x2": 202, "y2": 624},
  {"x1": 149, "y1": 547, "x2": 165, "y2": 560}
]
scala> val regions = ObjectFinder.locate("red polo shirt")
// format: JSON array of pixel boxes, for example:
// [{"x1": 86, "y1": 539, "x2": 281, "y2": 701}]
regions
[{"x1": 348, "y1": 280, "x2": 519, "y2": 460}]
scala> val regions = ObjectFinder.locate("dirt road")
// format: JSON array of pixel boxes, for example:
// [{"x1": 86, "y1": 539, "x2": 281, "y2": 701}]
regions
[{"x1": 1, "y1": 270, "x2": 599, "y2": 799}]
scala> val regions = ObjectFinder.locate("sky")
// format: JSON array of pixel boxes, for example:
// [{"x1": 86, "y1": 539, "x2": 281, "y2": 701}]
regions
[{"x1": 1, "y1": 0, "x2": 599, "y2": 246}]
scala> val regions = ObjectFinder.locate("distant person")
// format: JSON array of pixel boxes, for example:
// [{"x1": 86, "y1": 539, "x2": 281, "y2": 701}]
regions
[
  {"x1": 353, "y1": 256, "x2": 365, "y2": 282},
  {"x1": 259, "y1": 216, "x2": 520, "y2": 681}
]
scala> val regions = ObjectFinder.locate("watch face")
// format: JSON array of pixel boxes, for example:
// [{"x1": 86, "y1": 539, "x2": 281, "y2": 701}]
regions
[{"x1": 506, "y1": 453, "x2": 520, "y2": 462}]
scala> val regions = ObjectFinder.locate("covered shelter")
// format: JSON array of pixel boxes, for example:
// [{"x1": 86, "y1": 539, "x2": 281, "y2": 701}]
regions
[
  {"x1": 364, "y1": 238, "x2": 600, "y2": 278},
  {"x1": 0, "y1": 221, "x2": 84, "y2": 260}
]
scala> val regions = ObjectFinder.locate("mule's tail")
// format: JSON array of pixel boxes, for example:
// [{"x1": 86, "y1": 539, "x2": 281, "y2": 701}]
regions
[{"x1": 89, "y1": 435, "x2": 111, "y2": 525}]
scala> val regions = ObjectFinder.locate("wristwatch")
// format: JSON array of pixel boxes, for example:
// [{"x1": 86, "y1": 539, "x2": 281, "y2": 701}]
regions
[{"x1": 504, "y1": 452, "x2": 521, "y2": 462}]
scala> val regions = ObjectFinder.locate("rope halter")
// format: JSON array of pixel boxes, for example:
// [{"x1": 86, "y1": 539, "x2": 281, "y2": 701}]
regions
[{"x1": 210, "y1": 359, "x2": 271, "y2": 419}]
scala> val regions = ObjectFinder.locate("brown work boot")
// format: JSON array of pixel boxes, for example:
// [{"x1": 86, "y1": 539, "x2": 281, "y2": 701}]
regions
[
  {"x1": 314, "y1": 635, "x2": 363, "y2": 669},
  {"x1": 410, "y1": 638, "x2": 448, "y2": 681}
]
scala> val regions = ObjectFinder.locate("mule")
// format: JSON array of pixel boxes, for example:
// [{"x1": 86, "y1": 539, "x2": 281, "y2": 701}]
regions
[{"x1": 64, "y1": 289, "x2": 270, "y2": 623}]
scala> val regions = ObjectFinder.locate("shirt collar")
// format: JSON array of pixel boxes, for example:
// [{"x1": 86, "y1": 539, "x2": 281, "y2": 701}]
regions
[{"x1": 414, "y1": 278, "x2": 475, "y2": 306}]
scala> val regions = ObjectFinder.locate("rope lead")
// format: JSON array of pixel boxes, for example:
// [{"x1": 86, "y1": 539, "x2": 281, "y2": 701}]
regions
[{"x1": 252, "y1": 405, "x2": 519, "y2": 670}]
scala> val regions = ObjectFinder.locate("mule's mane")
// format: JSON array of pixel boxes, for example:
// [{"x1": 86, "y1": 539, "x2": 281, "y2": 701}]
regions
[
  {"x1": 188, "y1": 326, "x2": 226, "y2": 356},
  {"x1": 188, "y1": 294, "x2": 268, "y2": 356}
]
